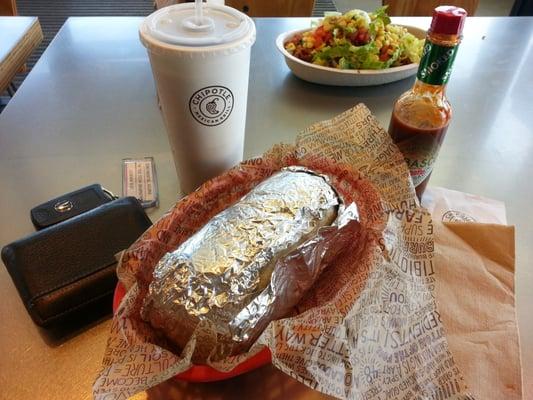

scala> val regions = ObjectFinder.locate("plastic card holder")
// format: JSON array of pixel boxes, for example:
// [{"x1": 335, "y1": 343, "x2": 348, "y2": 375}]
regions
[{"x1": 122, "y1": 157, "x2": 159, "y2": 209}]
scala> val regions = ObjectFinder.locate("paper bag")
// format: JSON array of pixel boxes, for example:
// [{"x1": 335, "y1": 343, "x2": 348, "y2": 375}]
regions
[
  {"x1": 424, "y1": 187, "x2": 521, "y2": 399},
  {"x1": 423, "y1": 186, "x2": 507, "y2": 225}
]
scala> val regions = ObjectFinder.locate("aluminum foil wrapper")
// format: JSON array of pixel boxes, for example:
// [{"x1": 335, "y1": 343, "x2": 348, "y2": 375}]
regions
[{"x1": 141, "y1": 167, "x2": 359, "y2": 359}]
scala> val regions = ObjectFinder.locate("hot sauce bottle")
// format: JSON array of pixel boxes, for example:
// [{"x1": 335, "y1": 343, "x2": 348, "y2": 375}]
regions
[{"x1": 388, "y1": 6, "x2": 467, "y2": 199}]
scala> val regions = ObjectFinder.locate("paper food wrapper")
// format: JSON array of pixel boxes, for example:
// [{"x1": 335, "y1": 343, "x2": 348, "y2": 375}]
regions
[
  {"x1": 423, "y1": 187, "x2": 521, "y2": 399},
  {"x1": 94, "y1": 104, "x2": 474, "y2": 399}
]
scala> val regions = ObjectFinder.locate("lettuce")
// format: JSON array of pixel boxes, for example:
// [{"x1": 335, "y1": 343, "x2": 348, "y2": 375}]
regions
[
  {"x1": 314, "y1": 42, "x2": 401, "y2": 70},
  {"x1": 370, "y1": 5, "x2": 391, "y2": 25},
  {"x1": 300, "y1": 6, "x2": 423, "y2": 70},
  {"x1": 344, "y1": 9, "x2": 371, "y2": 24},
  {"x1": 400, "y1": 32, "x2": 424, "y2": 64}
]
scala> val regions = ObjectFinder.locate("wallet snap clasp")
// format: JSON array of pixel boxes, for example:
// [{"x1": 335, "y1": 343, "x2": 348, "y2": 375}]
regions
[{"x1": 54, "y1": 200, "x2": 74, "y2": 213}]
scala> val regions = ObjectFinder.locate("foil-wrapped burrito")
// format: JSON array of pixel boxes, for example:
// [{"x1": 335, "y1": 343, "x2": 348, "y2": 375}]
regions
[{"x1": 142, "y1": 167, "x2": 357, "y2": 361}]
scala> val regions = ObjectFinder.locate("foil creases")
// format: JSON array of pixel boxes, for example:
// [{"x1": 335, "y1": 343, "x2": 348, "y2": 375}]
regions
[{"x1": 142, "y1": 167, "x2": 357, "y2": 355}]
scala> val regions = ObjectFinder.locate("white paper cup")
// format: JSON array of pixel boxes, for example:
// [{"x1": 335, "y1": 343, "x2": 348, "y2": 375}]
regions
[{"x1": 140, "y1": 3, "x2": 256, "y2": 194}]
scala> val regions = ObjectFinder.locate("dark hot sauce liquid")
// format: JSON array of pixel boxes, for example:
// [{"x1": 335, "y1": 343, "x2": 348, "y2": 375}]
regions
[{"x1": 389, "y1": 112, "x2": 449, "y2": 199}]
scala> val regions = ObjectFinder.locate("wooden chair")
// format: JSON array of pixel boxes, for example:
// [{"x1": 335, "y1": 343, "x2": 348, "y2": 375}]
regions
[
  {"x1": 225, "y1": 0, "x2": 315, "y2": 17},
  {"x1": 154, "y1": 0, "x2": 316, "y2": 17},
  {"x1": 0, "y1": 0, "x2": 42, "y2": 96},
  {"x1": 383, "y1": 0, "x2": 479, "y2": 16},
  {"x1": 0, "y1": 0, "x2": 17, "y2": 16},
  {"x1": 1, "y1": 0, "x2": 20, "y2": 97}
]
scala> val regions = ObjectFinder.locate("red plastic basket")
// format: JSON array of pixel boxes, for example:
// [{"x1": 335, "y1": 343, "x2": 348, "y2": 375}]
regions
[{"x1": 112, "y1": 282, "x2": 272, "y2": 382}]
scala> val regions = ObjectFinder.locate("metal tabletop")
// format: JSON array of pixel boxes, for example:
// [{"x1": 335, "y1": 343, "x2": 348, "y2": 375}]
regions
[{"x1": 0, "y1": 16, "x2": 531, "y2": 399}]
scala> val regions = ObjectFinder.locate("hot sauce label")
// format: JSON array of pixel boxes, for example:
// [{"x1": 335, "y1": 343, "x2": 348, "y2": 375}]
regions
[
  {"x1": 417, "y1": 42, "x2": 459, "y2": 85},
  {"x1": 395, "y1": 135, "x2": 440, "y2": 187}
]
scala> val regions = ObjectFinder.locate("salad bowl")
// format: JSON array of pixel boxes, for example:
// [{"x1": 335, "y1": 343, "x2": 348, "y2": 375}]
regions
[{"x1": 276, "y1": 25, "x2": 426, "y2": 87}]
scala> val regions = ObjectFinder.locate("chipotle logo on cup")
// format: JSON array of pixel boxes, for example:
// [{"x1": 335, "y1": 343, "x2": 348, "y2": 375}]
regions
[{"x1": 189, "y1": 86, "x2": 234, "y2": 127}]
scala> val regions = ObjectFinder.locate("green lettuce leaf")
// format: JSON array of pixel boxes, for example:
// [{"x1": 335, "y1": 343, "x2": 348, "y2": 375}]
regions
[
  {"x1": 315, "y1": 42, "x2": 398, "y2": 70},
  {"x1": 370, "y1": 5, "x2": 391, "y2": 25},
  {"x1": 400, "y1": 32, "x2": 424, "y2": 64}
]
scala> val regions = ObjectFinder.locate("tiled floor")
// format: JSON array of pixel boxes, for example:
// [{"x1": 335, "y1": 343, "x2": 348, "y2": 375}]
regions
[{"x1": 333, "y1": 0, "x2": 515, "y2": 15}]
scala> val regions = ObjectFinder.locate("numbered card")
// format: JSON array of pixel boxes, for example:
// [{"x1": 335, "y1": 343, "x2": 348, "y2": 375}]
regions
[{"x1": 122, "y1": 157, "x2": 159, "y2": 209}]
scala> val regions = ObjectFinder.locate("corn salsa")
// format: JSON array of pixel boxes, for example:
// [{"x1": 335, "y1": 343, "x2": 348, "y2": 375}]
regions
[{"x1": 284, "y1": 7, "x2": 424, "y2": 70}]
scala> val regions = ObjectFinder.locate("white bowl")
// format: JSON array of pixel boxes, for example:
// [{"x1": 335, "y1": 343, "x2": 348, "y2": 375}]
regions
[{"x1": 276, "y1": 25, "x2": 426, "y2": 86}]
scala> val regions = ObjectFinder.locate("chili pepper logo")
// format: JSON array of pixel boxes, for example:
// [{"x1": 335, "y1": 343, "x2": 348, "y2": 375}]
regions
[{"x1": 205, "y1": 98, "x2": 219, "y2": 115}]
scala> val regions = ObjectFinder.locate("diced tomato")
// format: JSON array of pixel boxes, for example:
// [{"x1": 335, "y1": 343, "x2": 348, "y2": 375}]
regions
[
  {"x1": 348, "y1": 28, "x2": 370, "y2": 46},
  {"x1": 379, "y1": 45, "x2": 391, "y2": 61},
  {"x1": 314, "y1": 26, "x2": 332, "y2": 47},
  {"x1": 315, "y1": 26, "x2": 326, "y2": 37},
  {"x1": 294, "y1": 47, "x2": 312, "y2": 62},
  {"x1": 289, "y1": 33, "x2": 302, "y2": 45}
]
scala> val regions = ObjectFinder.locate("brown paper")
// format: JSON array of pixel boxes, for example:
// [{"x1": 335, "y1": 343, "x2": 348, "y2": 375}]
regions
[
  {"x1": 423, "y1": 187, "x2": 522, "y2": 399},
  {"x1": 94, "y1": 104, "x2": 473, "y2": 399},
  {"x1": 423, "y1": 186, "x2": 507, "y2": 225}
]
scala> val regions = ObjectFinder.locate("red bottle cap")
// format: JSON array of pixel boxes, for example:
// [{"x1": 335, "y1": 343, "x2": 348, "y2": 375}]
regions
[{"x1": 430, "y1": 6, "x2": 467, "y2": 35}]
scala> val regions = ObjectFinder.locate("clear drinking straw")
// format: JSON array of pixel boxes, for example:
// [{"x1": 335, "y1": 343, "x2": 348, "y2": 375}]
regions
[{"x1": 195, "y1": 0, "x2": 203, "y2": 26}]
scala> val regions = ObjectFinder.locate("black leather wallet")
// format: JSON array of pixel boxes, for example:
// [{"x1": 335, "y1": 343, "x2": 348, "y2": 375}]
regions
[
  {"x1": 1, "y1": 197, "x2": 152, "y2": 327},
  {"x1": 30, "y1": 184, "x2": 115, "y2": 230}
]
